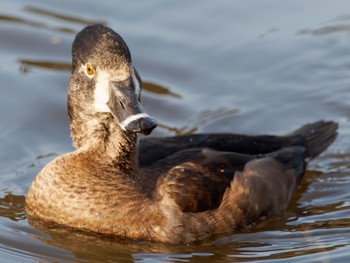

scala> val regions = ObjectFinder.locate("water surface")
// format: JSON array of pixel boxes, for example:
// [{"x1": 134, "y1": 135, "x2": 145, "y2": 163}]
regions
[{"x1": 1, "y1": 0, "x2": 350, "y2": 262}]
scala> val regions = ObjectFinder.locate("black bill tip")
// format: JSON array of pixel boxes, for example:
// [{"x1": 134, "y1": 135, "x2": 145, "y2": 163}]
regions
[{"x1": 121, "y1": 113, "x2": 157, "y2": 135}]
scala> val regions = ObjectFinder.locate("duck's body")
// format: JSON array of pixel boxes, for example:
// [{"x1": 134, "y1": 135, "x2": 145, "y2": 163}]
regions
[{"x1": 25, "y1": 25, "x2": 338, "y2": 244}]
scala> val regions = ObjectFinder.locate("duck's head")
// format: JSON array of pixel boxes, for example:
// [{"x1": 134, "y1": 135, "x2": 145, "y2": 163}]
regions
[{"x1": 68, "y1": 24, "x2": 157, "y2": 144}]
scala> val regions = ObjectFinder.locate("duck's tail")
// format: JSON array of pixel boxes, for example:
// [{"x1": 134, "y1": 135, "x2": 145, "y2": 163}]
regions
[{"x1": 288, "y1": 120, "x2": 338, "y2": 159}]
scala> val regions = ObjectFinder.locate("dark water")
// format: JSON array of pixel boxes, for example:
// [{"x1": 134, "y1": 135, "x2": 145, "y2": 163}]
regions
[{"x1": 1, "y1": 0, "x2": 350, "y2": 262}]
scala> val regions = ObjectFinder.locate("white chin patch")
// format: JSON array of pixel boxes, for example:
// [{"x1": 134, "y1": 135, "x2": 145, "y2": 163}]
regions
[
  {"x1": 93, "y1": 71, "x2": 111, "y2": 112},
  {"x1": 120, "y1": 113, "x2": 151, "y2": 130}
]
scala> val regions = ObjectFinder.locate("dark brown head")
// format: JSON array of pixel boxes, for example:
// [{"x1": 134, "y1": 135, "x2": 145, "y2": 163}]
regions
[{"x1": 68, "y1": 24, "x2": 157, "y2": 147}]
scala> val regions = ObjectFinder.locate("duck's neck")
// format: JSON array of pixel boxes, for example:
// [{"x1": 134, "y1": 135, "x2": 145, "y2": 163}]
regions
[{"x1": 70, "y1": 113, "x2": 139, "y2": 172}]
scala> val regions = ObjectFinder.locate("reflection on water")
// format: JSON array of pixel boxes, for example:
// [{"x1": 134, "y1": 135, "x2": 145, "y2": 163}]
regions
[
  {"x1": 0, "y1": 12, "x2": 75, "y2": 34},
  {"x1": 19, "y1": 60, "x2": 71, "y2": 73},
  {"x1": 2, "y1": 0, "x2": 350, "y2": 262},
  {"x1": 298, "y1": 13, "x2": 350, "y2": 36},
  {"x1": 24, "y1": 6, "x2": 104, "y2": 26},
  {"x1": 0, "y1": 194, "x2": 26, "y2": 221},
  {"x1": 0, "y1": 4, "x2": 103, "y2": 34},
  {"x1": 158, "y1": 107, "x2": 239, "y2": 135},
  {"x1": 143, "y1": 82, "x2": 182, "y2": 98},
  {"x1": 298, "y1": 25, "x2": 350, "y2": 36}
]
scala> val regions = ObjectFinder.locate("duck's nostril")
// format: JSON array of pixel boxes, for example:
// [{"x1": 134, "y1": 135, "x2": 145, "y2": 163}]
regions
[{"x1": 119, "y1": 101, "x2": 125, "y2": 109}]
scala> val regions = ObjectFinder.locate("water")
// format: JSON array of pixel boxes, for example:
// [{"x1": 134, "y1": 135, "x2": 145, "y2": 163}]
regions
[{"x1": 1, "y1": 0, "x2": 350, "y2": 262}]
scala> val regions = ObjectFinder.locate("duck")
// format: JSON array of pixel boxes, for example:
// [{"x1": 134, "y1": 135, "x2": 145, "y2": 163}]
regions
[{"x1": 25, "y1": 24, "x2": 338, "y2": 244}]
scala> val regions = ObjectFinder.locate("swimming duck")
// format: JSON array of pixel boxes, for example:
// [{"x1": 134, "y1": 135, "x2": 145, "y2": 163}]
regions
[{"x1": 25, "y1": 24, "x2": 338, "y2": 244}]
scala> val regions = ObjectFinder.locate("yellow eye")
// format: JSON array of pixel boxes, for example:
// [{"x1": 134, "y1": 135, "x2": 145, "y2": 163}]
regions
[{"x1": 86, "y1": 63, "x2": 95, "y2": 76}]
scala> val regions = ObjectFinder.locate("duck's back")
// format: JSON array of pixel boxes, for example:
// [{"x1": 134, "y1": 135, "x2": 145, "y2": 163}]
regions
[{"x1": 139, "y1": 121, "x2": 337, "y2": 213}]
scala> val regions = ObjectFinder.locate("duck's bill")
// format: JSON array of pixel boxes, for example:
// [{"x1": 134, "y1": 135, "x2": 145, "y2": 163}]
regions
[{"x1": 107, "y1": 80, "x2": 157, "y2": 135}]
